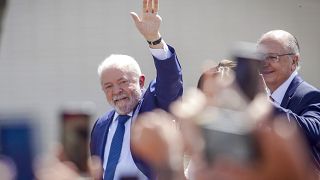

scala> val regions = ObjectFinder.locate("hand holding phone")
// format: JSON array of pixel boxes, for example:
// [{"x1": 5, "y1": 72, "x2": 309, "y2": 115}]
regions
[
  {"x1": 60, "y1": 102, "x2": 95, "y2": 174},
  {"x1": 198, "y1": 42, "x2": 264, "y2": 165}
]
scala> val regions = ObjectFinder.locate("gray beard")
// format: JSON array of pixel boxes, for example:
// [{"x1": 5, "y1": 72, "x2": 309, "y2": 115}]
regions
[{"x1": 112, "y1": 89, "x2": 142, "y2": 115}]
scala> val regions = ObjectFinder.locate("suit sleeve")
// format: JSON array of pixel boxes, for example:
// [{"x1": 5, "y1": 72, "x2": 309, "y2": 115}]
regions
[
  {"x1": 149, "y1": 45, "x2": 183, "y2": 111},
  {"x1": 273, "y1": 91, "x2": 320, "y2": 149}
]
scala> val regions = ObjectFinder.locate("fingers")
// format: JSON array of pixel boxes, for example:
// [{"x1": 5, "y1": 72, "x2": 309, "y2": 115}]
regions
[
  {"x1": 143, "y1": 0, "x2": 158, "y2": 14},
  {"x1": 147, "y1": 0, "x2": 152, "y2": 13},
  {"x1": 143, "y1": 0, "x2": 147, "y2": 13},
  {"x1": 153, "y1": 0, "x2": 159, "y2": 13},
  {"x1": 130, "y1": 12, "x2": 141, "y2": 24}
]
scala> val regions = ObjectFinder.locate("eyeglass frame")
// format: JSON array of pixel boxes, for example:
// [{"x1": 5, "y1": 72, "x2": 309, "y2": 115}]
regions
[{"x1": 262, "y1": 53, "x2": 295, "y2": 63}]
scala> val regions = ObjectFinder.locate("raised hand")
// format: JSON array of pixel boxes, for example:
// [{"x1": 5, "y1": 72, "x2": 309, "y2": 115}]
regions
[{"x1": 130, "y1": 0, "x2": 162, "y2": 42}]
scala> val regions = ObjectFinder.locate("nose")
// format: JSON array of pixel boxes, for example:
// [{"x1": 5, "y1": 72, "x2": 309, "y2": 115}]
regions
[{"x1": 112, "y1": 84, "x2": 123, "y2": 95}]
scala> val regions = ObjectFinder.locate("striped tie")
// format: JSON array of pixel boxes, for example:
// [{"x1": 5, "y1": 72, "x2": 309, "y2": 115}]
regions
[{"x1": 104, "y1": 115, "x2": 130, "y2": 180}]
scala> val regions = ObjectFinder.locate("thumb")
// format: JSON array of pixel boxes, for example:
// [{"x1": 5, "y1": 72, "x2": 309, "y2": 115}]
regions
[{"x1": 130, "y1": 12, "x2": 141, "y2": 25}]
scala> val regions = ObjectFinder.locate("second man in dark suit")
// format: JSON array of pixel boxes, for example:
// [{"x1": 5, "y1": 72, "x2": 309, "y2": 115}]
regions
[{"x1": 258, "y1": 30, "x2": 320, "y2": 170}]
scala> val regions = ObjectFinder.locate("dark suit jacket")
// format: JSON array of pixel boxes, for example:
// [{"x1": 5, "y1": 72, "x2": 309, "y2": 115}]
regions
[
  {"x1": 90, "y1": 45, "x2": 183, "y2": 179},
  {"x1": 274, "y1": 75, "x2": 320, "y2": 169}
]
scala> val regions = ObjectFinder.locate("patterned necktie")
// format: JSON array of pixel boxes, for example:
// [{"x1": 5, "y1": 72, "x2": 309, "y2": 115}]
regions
[{"x1": 104, "y1": 115, "x2": 130, "y2": 180}]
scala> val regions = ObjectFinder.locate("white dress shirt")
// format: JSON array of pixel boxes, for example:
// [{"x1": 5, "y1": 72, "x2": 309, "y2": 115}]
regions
[
  {"x1": 268, "y1": 71, "x2": 298, "y2": 106},
  {"x1": 103, "y1": 111, "x2": 147, "y2": 180},
  {"x1": 149, "y1": 42, "x2": 172, "y2": 60},
  {"x1": 103, "y1": 43, "x2": 171, "y2": 179}
]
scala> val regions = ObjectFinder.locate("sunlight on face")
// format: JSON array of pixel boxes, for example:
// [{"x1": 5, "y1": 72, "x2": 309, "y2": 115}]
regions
[
  {"x1": 101, "y1": 67, "x2": 142, "y2": 115},
  {"x1": 109, "y1": 86, "x2": 142, "y2": 115}
]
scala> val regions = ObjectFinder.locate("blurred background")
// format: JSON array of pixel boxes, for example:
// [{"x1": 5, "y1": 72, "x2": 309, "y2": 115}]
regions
[{"x1": 0, "y1": 0, "x2": 319, "y2": 153}]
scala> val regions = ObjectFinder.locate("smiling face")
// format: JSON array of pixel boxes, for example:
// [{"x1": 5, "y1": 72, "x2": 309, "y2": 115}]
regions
[
  {"x1": 257, "y1": 31, "x2": 299, "y2": 93},
  {"x1": 101, "y1": 67, "x2": 144, "y2": 115}
]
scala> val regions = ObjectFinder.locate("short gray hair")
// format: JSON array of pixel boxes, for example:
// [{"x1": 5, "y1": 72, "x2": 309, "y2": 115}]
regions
[
  {"x1": 258, "y1": 30, "x2": 301, "y2": 69},
  {"x1": 258, "y1": 30, "x2": 300, "y2": 55},
  {"x1": 97, "y1": 54, "x2": 142, "y2": 79}
]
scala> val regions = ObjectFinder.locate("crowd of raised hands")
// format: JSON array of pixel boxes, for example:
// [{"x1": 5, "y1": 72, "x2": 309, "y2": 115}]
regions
[
  {"x1": 20, "y1": 73, "x2": 318, "y2": 180},
  {"x1": 130, "y1": 69, "x2": 319, "y2": 180}
]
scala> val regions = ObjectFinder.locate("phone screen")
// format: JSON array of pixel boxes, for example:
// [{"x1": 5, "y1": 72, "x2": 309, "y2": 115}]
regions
[
  {"x1": 235, "y1": 57, "x2": 262, "y2": 101},
  {"x1": 199, "y1": 42, "x2": 262, "y2": 165},
  {"x1": 61, "y1": 111, "x2": 90, "y2": 173},
  {"x1": 233, "y1": 41, "x2": 263, "y2": 101},
  {"x1": 198, "y1": 107, "x2": 259, "y2": 165}
]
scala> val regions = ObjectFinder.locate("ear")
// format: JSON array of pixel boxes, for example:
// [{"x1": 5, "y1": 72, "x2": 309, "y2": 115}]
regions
[
  {"x1": 291, "y1": 55, "x2": 299, "y2": 71},
  {"x1": 139, "y1": 75, "x2": 145, "y2": 88}
]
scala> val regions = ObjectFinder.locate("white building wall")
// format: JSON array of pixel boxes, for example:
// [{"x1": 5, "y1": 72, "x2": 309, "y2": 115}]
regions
[{"x1": 0, "y1": 0, "x2": 319, "y2": 151}]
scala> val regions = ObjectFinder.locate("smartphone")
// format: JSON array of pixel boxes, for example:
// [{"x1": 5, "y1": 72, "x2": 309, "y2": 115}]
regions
[
  {"x1": 60, "y1": 107, "x2": 91, "y2": 174},
  {"x1": 233, "y1": 42, "x2": 263, "y2": 101},
  {"x1": 198, "y1": 106, "x2": 259, "y2": 165},
  {"x1": 199, "y1": 42, "x2": 262, "y2": 165},
  {"x1": 0, "y1": 115, "x2": 37, "y2": 180}
]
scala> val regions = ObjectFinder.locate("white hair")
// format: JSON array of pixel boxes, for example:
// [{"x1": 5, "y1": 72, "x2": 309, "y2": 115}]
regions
[
  {"x1": 97, "y1": 54, "x2": 142, "y2": 79},
  {"x1": 258, "y1": 30, "x2": 300, "y2": 55},
  {"x1": 258, "y1": 30, "x2": 301, "y2": 69}
]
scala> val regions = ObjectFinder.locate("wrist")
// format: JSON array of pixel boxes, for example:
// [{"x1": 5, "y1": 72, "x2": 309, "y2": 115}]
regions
[
  {"x1": 147, "y1": 37, "x2": 162, "y2": 46},
  {"x1": 146, "y1": 32, "x2": 161, "y2": 43},
  {"x1": 147, "y1": 34, "x2": 164, "y2": 49}
]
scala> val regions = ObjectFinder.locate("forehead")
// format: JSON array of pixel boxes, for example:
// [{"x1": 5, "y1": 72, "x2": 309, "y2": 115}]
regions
[
  {"x1": 258, "y1": 36, "x2": 287, "y2": 54},
  {"x1": 100, "y1": 67, "x2": 135, "y2": 83}
]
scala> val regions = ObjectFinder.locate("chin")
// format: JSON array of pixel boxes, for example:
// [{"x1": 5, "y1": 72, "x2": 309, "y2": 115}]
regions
[
  {"x1": 115, "y1": 101, "x2": 138, "y2": 115},
  {"x1": 263, "y1": 74, "x2": 274, "y2": 82},
  {"x1": 114, "y1": 106, "x2": 131, "y2": 115}
]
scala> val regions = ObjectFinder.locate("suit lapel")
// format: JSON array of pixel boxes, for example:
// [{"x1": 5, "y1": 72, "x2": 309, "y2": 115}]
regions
[
  {"x1": 280, "y1": 75, "x2": 304, "y2": 108},
  {"x1": 98, "y1": 111, "x2": 115, "y2": 161}
]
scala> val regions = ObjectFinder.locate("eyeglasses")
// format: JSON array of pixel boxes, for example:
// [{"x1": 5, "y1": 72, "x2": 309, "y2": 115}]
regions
[{"x1": 262, "y1": 53, "x2": 295, "y2": 63}]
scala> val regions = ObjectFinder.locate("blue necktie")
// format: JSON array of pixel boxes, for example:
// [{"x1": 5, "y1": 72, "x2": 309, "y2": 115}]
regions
[{"x1": 104, "y1": 115, "x2": 130, "y2": 180}]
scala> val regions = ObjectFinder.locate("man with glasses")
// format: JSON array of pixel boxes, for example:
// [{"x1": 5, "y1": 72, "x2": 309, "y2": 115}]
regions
[{"x1": 258, "y1": 30, "x2": 320, "y2": 170}]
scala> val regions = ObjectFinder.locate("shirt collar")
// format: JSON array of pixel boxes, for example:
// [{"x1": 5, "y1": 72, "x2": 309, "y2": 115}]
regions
[
  {"x1": 268, "y1": 71, "x2": 298, "y2": 105},
  {"x1": 113, "y1": 111, "x2": 133, "y2": 122},
  {"x1": 112, "y1": 98, "x2": 143, "y2": 122}
]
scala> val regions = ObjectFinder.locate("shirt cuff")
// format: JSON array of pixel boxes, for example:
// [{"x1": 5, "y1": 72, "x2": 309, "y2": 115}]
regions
[{"x1": 149, "y1": 43, "x2": 172, "y2": 60}]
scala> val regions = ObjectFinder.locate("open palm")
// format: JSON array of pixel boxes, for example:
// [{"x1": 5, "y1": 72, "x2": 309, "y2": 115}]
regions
[{"x1": 131, "y1": 0, "x2": 162, "y2": 41}]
